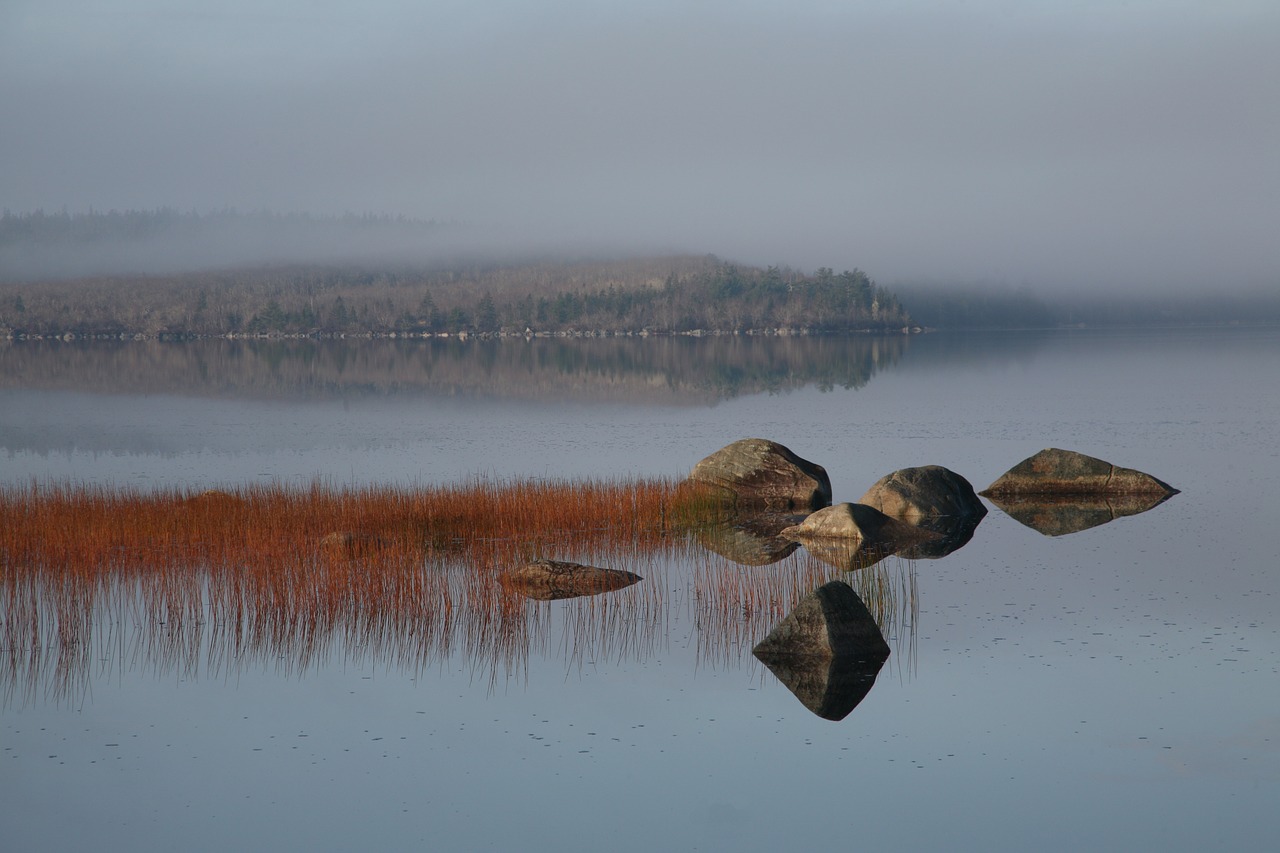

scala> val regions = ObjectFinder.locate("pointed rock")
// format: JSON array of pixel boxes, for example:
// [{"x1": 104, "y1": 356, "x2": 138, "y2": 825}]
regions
[{"x1": 753, "y1": 581, "x2": 890, "y2": 660}]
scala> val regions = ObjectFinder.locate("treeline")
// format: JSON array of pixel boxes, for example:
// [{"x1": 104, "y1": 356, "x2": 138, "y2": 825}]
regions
[{"x1": 0, "y1": 255, "x2": 912, "y2": 338}]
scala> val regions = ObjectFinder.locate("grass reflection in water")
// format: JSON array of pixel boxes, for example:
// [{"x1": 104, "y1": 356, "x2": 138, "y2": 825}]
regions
[{"x1": 1, "y1": 478, "x2": 916, "y2": 706}]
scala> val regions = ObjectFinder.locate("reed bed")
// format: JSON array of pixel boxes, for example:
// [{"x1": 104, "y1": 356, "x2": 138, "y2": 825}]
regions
[{"x1": 1, "y1": 478, "x2": 915, "y2": 705}]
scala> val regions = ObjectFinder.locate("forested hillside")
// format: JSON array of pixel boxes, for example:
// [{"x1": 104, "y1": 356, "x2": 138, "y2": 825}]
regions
[{"x1": 0, "y1": 210, "x2": 912, "y2": 337}]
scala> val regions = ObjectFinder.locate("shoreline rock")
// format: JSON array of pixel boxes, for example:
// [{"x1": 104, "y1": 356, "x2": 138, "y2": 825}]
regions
[
  {"x1": 981, "y1": 448, "x2": 1178, "y2": 497},
  {"x1": 689, "y1": 438, "x2": 832, "y2": 511}
]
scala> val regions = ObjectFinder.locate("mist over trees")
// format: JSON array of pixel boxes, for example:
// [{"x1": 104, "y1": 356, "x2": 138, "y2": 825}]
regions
[
  {"x1": 896, "y1": 281, "x2": 1280, "y2": 329},
  {"x1": 0, "y1": 211, "x2": 910, "y2": 337},
  {"x1": 7, "y1": 209, "x2": 1272, "y2": 337},
  {"x1": 0, "y1": 208, "x2": 453, "y2": 282}
]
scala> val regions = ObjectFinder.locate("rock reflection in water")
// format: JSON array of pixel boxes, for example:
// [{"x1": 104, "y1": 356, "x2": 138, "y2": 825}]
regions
[
  {"x1": 984, "y1": 492, "x2": 1177, "y2": 537},
  {"x1": 753, "y1": 581, "x2": 892, "y2": 720},
  {"x1": 893, "y1": 514, "x2": 984, "y2": 559},
  {"x1": 692, "y1": 510, "x2": 804, "y2": 566},
  {"x1": 781, "y1": 502, "x2": 940, "y2": 571}
]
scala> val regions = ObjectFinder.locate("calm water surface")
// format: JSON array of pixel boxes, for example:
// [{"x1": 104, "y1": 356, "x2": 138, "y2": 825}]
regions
[{"x1": 2, "y1": 329, "x2": 1278, "y2": 851}]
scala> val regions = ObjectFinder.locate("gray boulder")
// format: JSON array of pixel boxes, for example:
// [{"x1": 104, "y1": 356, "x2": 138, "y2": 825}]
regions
[
  {"x1": 689, "y1": 438, "x2": 832, "y2": 510},
  {"x1": 859, "y1": 465, "x2": 987, "y2": 559},
  {"x1": 982, "y1": 448, "x2": 1178, "y2": 497},
  {"x1": 859, "y1": 465, "x2": 987, "y2": 525},
  {"x1": 498, "y1": 559, "x2": 642, "y2": 601}
]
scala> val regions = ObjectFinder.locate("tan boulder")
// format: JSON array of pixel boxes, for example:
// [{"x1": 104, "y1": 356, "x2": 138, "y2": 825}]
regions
[{"x1": 689, "y1": 438, "x2": 831, "y2": 510}]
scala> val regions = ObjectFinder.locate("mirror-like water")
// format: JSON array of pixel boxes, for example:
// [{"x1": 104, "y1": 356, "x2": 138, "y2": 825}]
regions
[{"x1": 2, "y1": 328, "x2": 1278, "y2": 852}]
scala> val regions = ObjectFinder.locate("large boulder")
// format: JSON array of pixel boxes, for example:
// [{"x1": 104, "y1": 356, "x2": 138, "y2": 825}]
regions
[
  {"x1": 859, "y1": 465, "x2": 987, "y2": 525},
  {"x1": 859, "y1": 465, "x2": 987, "y2": 559},
  {"x1": 689, "y1": 438, "x2": 832, "y2": 511},
  {"x1": 982, "y1": 448, "x2": 1178, "y2": 497},
  {"x1": 752, "y1": 581, "x2": 891, "y2": 720},
  {"x1": 498, "y1": 559, "x2": 642, "y2": 601}
]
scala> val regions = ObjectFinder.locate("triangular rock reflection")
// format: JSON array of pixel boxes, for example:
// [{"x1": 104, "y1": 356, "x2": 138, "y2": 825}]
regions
[
  {"x1": 985, "y1": 492, "x2": 1177, "y2": 537},
  {"x1": 753, "y1": 580, "x2": 891, "y2": 721}
]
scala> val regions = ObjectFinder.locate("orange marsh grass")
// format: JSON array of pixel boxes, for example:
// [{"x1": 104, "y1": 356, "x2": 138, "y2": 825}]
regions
[{"x1": 1, "y1": 478, "x2": 913, "y2": 702}]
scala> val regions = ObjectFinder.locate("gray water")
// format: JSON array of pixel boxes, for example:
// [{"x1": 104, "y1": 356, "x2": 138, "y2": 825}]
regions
[{"x1": 2, "y1": 329, "x2": 1278, "y2": 851}]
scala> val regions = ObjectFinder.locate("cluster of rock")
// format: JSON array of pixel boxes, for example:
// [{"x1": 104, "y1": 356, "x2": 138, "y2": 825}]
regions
[
  {"x1": 485, "y1": 439, "x2": 1178, "y2": 721},
  {"x1": 690, "y1": 440, "x2": 1177, "y2": 557},
  {"x1": 687, "y1": 438, "x2": 1178, "y2": 720}
]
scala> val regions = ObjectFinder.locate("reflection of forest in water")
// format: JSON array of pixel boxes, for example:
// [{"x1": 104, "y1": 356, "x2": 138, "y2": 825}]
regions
[{"x1": 0, "y1": 335, "x2": 932, "y2": 403}]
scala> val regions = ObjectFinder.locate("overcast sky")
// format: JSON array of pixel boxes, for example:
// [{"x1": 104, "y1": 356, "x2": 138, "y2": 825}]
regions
[{"x1": 2, "y1": 0, "x2": 1277, "y2": 292}]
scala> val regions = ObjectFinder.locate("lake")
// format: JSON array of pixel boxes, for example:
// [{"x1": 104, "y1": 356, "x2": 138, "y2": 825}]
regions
[{"x1": 2, "y1": 328, "x2": 1279, "y2": 852}]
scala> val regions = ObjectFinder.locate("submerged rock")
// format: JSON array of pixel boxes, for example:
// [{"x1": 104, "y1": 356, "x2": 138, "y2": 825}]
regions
[
  {"x1": 184, "y1": 489, "x2": 242, "y2": 508},
  {"x1": 752, "y1": 581, "x2": 891, "y2": 720},
  {"x1": 981, "y1": 448, "x2": 1178, "y2": 496},
  {"x1": 498, "y1": 559, "x2": 642, "y2": 601},
  {"x1": 859, "y1": 465, "x2": 987, "y2": 525},
  {"x1": 320, "y1": 530, "x2": 390, "y2": 558},
  {"x1": 688, "y1": 438, "x2": 832, "y2": 511},
  {"x1": 983, "y1": 492, "x2": 1177, "y2": 537}
]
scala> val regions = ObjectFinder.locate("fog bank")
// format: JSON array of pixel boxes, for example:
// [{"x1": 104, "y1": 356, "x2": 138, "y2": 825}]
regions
[{"x1": 2, "y1": 1, "x2": 1277, "y2": 294}]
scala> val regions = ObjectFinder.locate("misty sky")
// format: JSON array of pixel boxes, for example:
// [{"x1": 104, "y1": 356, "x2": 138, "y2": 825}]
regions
[{"x1": 2, "y1": 0, "x2": 1277, "y2": 292}]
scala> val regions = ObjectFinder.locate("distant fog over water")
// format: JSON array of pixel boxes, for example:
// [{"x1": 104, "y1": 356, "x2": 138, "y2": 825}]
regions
[{"x1": 2, "y1": 1, "x2": 1278, "y2": 295}]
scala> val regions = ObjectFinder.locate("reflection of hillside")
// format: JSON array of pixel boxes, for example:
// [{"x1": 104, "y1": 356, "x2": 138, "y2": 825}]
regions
[{"x1": 0, "y1": 336, "x2": 907, "y2": 404}]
